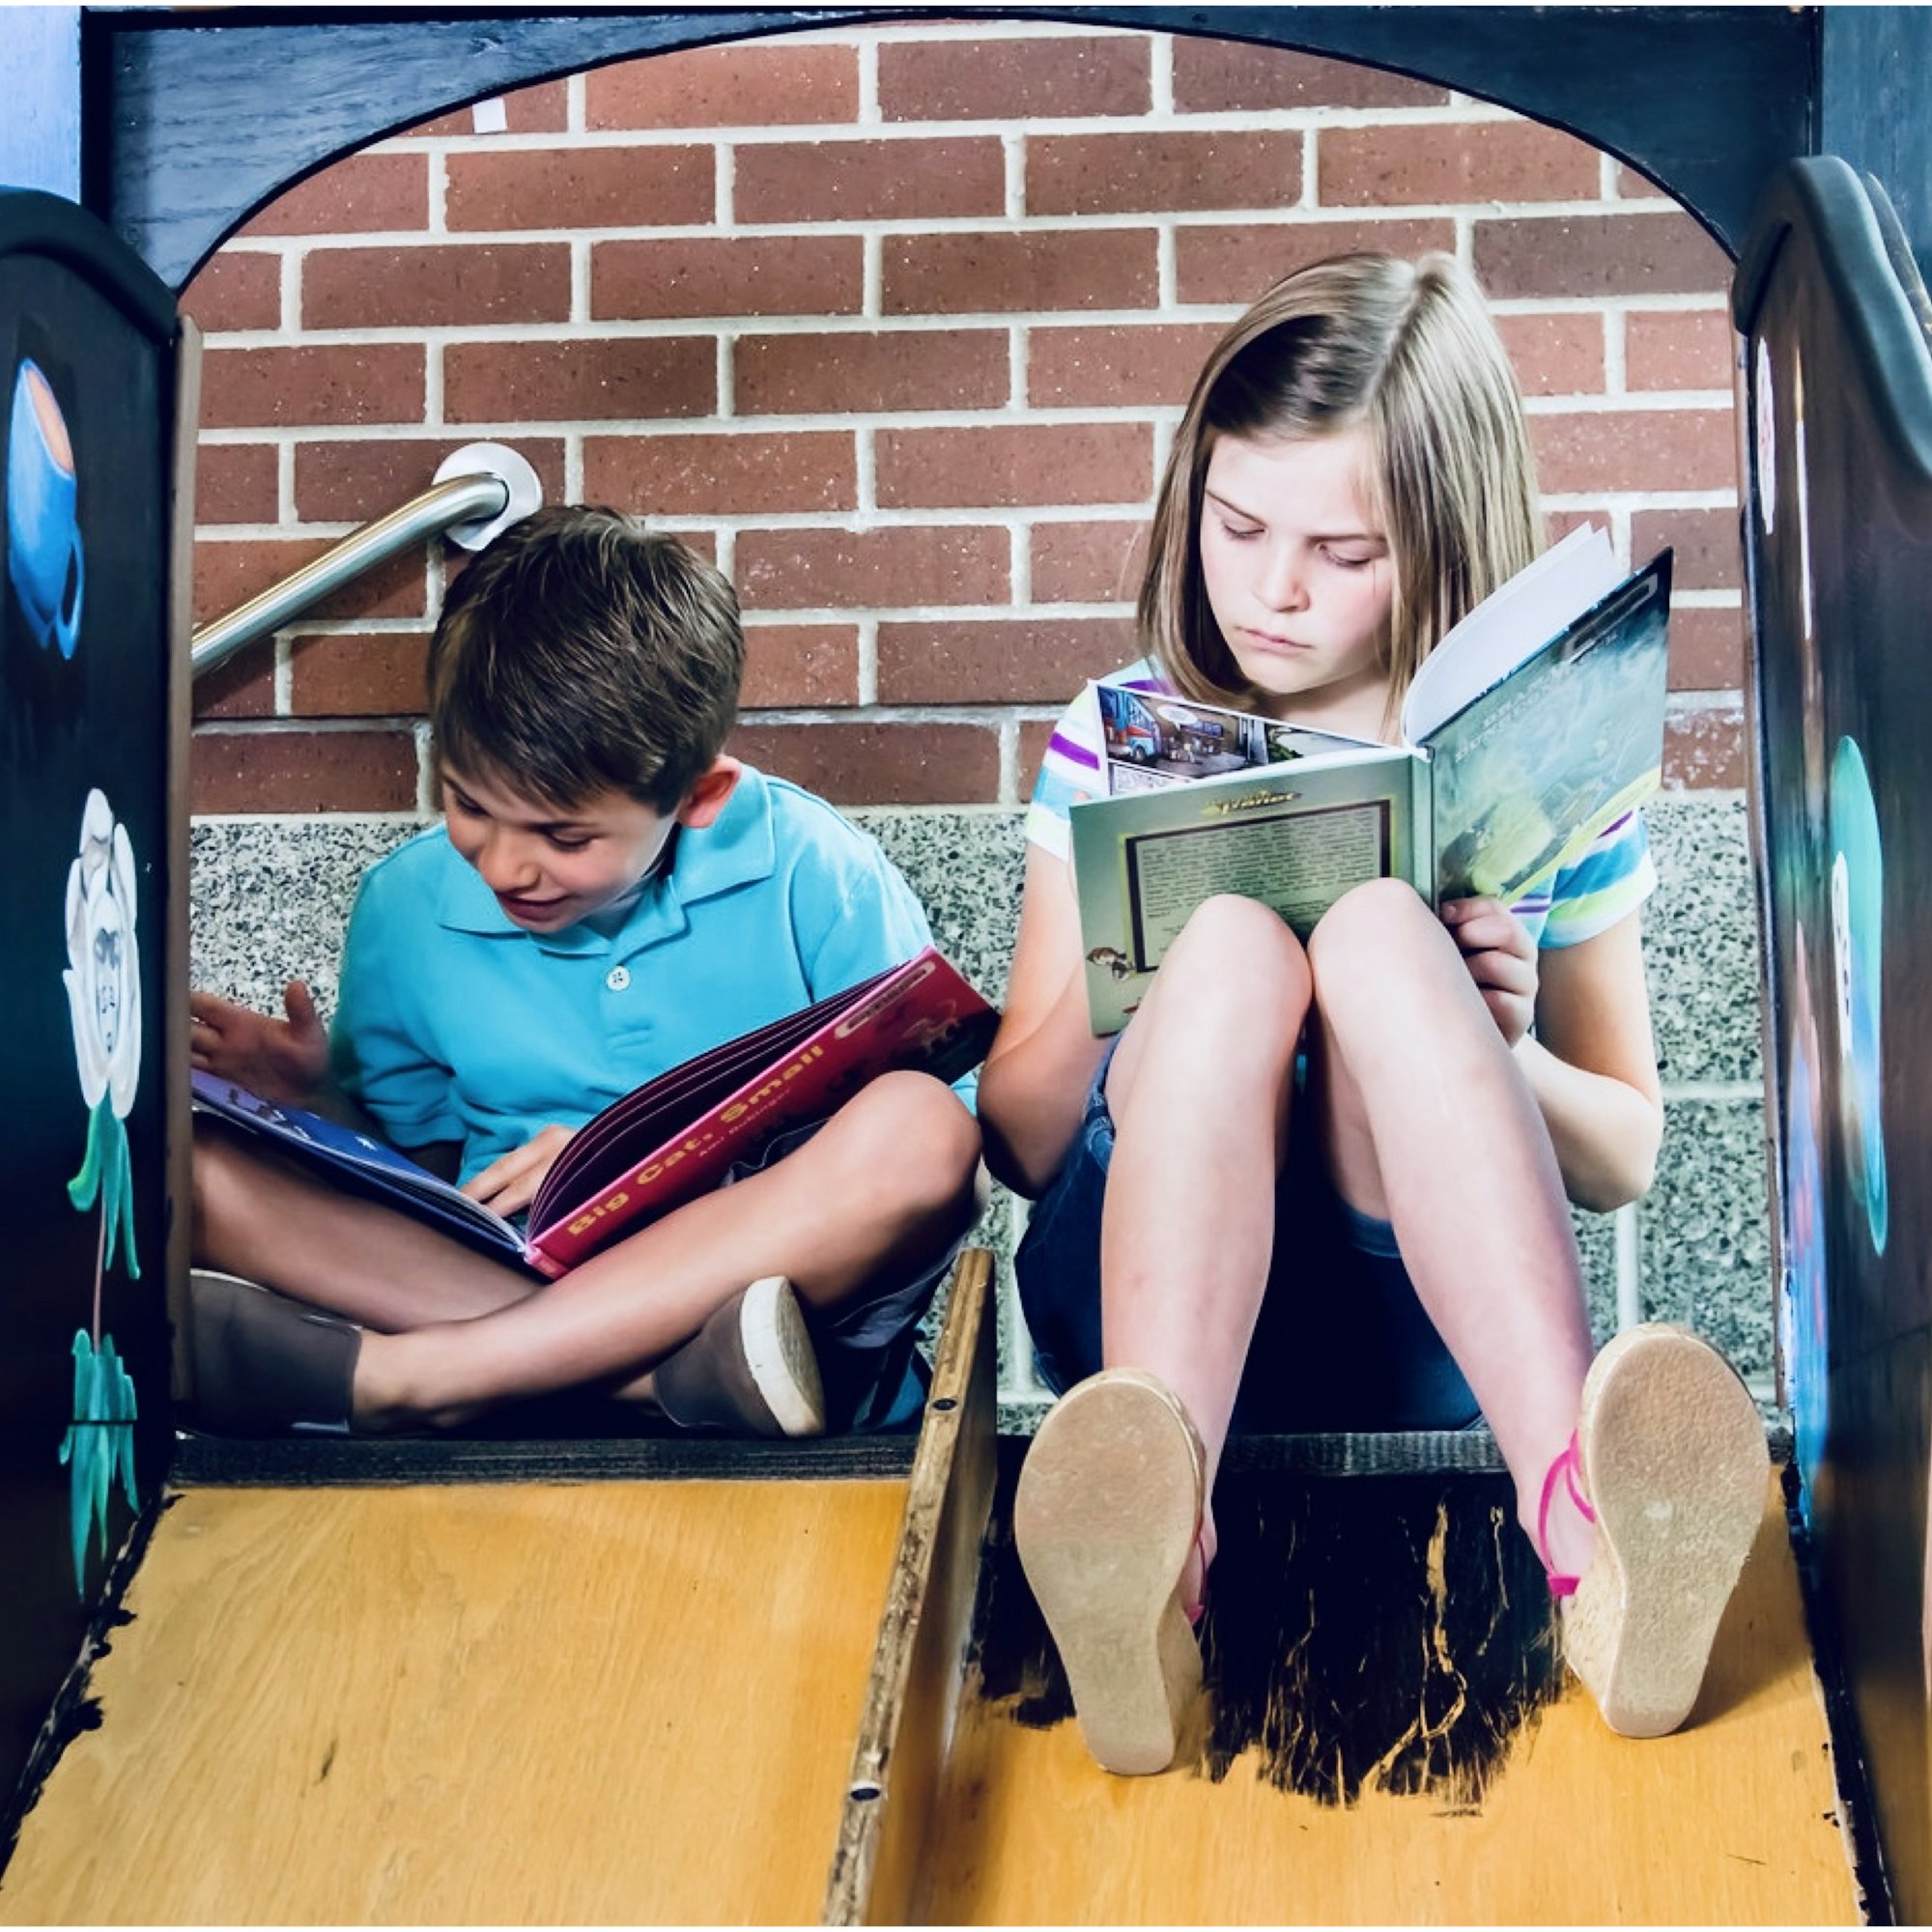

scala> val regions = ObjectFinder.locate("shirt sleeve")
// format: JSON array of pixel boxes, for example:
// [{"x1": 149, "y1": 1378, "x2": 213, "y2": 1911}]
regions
[
  {"x1": 1538, "y1": 807, "x2": 1658, "y2": 949},
  {"x1": 1024, "y1": 681, "x2": 1107, "y2": 863},
  {"x1": 328, "y1": 863, "x2": 463, "y2": 1150},
  {"x1": 796, "y1": 832, "x2": 937, "y2": 1001}
]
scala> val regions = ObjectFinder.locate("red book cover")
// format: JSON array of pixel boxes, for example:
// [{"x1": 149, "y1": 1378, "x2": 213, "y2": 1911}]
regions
[{"x1": 521, "y1": 946, "x2": 996, "y2": 1276}]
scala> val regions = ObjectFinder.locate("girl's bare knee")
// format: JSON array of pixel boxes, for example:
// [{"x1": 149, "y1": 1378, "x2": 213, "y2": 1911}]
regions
[
  {"x1": 1162, "y1": 893, "x2": 1311, "y2": 1006},
  {"x1": 1307, "y1": 877, "x2": 1439, "y2": 997}
]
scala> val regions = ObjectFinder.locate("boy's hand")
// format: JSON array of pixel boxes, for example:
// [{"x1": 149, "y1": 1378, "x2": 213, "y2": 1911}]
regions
[
  {"x1": 189, "y1": 980, "x2": 329, "y2": 1107},
  {"x1": 1440, "y1": 897, "x2": 1538, "y2": 1048},
  {"x1": 462, "y1": 1124, "x2": 576, "y2": 1216}
]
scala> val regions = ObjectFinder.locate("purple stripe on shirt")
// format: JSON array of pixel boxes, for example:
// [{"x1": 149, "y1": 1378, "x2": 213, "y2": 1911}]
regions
[{"x1": 1047, "y1": 729, "x2": 1100, "y2": 770}]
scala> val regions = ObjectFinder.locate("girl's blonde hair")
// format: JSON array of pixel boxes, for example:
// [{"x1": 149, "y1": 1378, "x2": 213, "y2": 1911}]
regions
[{"x1": 1141, "y1": 253, "x2": 1542, "y2": 726}]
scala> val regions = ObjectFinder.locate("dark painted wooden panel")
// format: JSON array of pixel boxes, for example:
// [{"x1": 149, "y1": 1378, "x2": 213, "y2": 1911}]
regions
[
  {"x1": 0, "y1": 186, "x2": 181, "y2": 1848},
  {"x1": 1734, "y1": 154, "x2": 1932, "y2": 1923},
  {"x1": 84, "y1": 5, "x2": 1815, "y2": 289},
  {"x1": 1822, "y1": 7, "x2": 1932, "y2": 274}
]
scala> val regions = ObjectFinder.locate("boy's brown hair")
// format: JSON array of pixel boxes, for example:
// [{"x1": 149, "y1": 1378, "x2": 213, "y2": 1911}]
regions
[{"x1": 428, "y1": 505, "x2": 744, "y2": 813}]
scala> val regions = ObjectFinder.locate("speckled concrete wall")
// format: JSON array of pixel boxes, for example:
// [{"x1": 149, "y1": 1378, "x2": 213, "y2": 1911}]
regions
[{"x1": 190, "y1": 789, "x2": 1775, "y2": 1425}]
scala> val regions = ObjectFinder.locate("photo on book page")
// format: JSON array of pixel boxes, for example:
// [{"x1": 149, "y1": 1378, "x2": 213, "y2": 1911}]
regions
[{"x1": 1094, "y1": 680, "x2": 1368, "y2": 794}]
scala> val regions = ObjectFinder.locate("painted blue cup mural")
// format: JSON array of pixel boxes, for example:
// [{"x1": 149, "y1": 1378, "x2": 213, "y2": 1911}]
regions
[
  {"x1": 1829, "y1": 735, "x2": 1888, "y2": 1258},
  {"x1": 59, "y1": 788, "x2": 141, "y2": 1592},
  {"x1": 7, "y1": 359, "x2": 86, "y2": 660}
]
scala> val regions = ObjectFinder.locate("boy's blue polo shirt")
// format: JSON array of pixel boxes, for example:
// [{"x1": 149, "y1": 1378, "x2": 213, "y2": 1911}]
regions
[{"x1": 331, "y1": 766, "x2": 937, "y2": 1186}]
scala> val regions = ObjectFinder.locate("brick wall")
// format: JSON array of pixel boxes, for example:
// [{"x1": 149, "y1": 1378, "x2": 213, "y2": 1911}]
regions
[{"x1": 183, "y1": 21, "x2": 1745, "y2": 816}]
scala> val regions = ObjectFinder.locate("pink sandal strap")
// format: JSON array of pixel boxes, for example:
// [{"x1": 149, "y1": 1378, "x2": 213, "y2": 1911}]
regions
[{"x1": 1536, "y1": 1431, "x2": 1597, "y2": 1598}]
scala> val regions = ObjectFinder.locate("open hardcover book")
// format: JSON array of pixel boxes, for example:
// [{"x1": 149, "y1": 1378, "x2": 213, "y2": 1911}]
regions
[
  {"x1": 1069, "y1": 526, "x2": 1674, "y2": 1033},
  {"x1": 191, "y1": 946, "x2": 998, "y2": 1278}
]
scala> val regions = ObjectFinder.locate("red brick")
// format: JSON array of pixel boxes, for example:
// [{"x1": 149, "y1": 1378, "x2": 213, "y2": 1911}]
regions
[
  {"x1": 1495, "y1": 311, "x2": 1606, "y2": 398},
  {"x1": 1176, "y1": 217, "x2": 1456, "y2": 304},
  {"x1": 1611, "y1": 161, "x2": 1669, "y2": 203},
  {"x1": 192, "y1": 647, "x2": 275, "y2": 721},
  {"x1": 1321, "y1": 122, "x2": 1598, "y2": 209},
  {"x1": 877, "y1": 423, "x2": 1152, "y2": 510},
  {"x1": 1029, "y1": 130, "x2": 1301, "y2": 216},
  {"x1": 736, "y1": 137, "x2": 1005, "y2": 224},
  {"x1": 741, "y1": 624, "x2": 861, "y2": 708},
  {"x1": 1172, "y1": 40, "x2": 1449, "y2": 111},
  {"x1": 237, "y1": 153, "x2": 429, "y2": 238},
  {"x1": 446, "y1": 147, "x2": 714, "y2": 231},
  {"x1": 1546, "y1": 506, "x2": 1609, "y2": 548},
  {"x1": 1626, "y1": 308, "x2": 1738, "y2": 392},
  {"x1": 202, "y1": 345, "x2": 425, "y2": 429},
  {"x1": 1474, "y1": 212, "x2": 1730, "y2": 299},
  {"x1": 725, "y1": 721, "x2": 1000, "y2": 805},
  {"x1": 193, "y1": 538, "x2": 428, "y2": 628},
  {"x1": 735, "y1": 329, "x2": 1009, "y2": 416},
  {"x1": 301, "y1": 242, "x2": 569, "y2": 329},
  {"x1": 1030, "y1": 519, "x2": 1147, "y2": 603},
  {"x1": 405, "y1": 79, "x2": 568, "y2": 138},
  {"x1": 443, "y1": 339, "x2": 716, "y2": 423},
  {"x1": 885, "y1": 229, "x2": 1158, "y2": 315},
  {"x1": 293, "y1": 439, "x2": 566, "y2": 525},
  {"x1": 190, "y1": 727, "x2": 419, "y2": 813},
  {"x1": 1029, "y1": 323, "x2": 1224, "y2": 410},
  {"x1": 587, "y1": 43, "x2": 858, "y2": 128},
  {"x1": 1018, "y1": 716, "x2": 1059, "y2": 793},
  {"x1": 194, "y1": 443, "x2": 279, "y2": 526},
  {"x1": 593, "y1": 236, "x2": 865, "y2": 321},
  {"x1": 878, "y1": 617, "x2": 1139, "y2": 703},
  {"x1": 1665, "y1": 606, "x2": 1746, "y2": 689},
  {"x1": 736, "y1": 526, "x2": 1010, "y2": 611},
  {"x1": 289, "y1": 632, "x2": 433, "y2": 716},
  {"x1": 582, "y1": 432, "x2": 856, "y2": 516},
  {"x1": 879, "y1": 35, "x2": 1150, "y2": 120},
  {"x1": 1662, "y1": 704, "x2": 1745, "y2": 789},
  {"x1": 1530, "y1": 408, "x2": 1736, "y2": 496},
  {"x1": 181, "y1": 251, "x2": 281, "y2": 334},
  {"x1": 1633, "y1": 506, "x2": 1742, "y2": 592}
]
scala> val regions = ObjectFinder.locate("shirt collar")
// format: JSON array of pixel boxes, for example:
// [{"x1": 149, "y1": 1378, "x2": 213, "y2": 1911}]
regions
[{"x1": 436, "y1": 765, "x2": 779, "y2": 955}]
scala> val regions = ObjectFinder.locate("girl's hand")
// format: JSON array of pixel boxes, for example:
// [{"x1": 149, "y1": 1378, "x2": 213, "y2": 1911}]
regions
[
  {"x1": 189, "y1": 980, "x2": 329, "y2": 1106},
  {"x1": 1440, "y1": 897, "x2": 1539, "y2": 1047},
  {"x1": 462, "y1": 1123, "x2": 576, "y2": 1216}
]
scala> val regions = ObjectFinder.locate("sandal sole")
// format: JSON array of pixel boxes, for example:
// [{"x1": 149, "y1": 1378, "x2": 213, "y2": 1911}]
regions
[
  {"x1": 1013, "y1": 1370, "x2": 1204, "y2": 1776},
  {"x1": 1565, "y1": 1323, "x2": 1769, "y2": 1737}
]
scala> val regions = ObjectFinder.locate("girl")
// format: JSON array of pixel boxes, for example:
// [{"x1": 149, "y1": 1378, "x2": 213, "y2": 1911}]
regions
[{"x1": 978, "y1": 254, "x2": 1767, "y2": 1776}]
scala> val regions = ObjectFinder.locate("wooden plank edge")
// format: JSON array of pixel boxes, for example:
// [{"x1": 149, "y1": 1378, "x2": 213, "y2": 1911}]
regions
[{"x1": 821, "y1": 1247, "x2": 996, "y2": 1928}]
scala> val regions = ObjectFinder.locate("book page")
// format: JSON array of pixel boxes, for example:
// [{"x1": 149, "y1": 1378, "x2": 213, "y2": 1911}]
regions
[
  {"x1": 1427, "y1": 553, "x2": 1673, "y2": 902},
  {"x1": 1400, "y1": 524, "x2": 1621, "y2": 747}
]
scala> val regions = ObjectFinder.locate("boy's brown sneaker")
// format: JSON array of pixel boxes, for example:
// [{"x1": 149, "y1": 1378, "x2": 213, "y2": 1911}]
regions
[
  {"x1": 1013, "y1": 1368, "x2": 1206, "y2": 1776},
  {"x1": 1561, "y1": 1322, "x2": 1770, "y2": 1737},
  {"x1": 187, "y1": 1268, "x2": 361, "y2": 1436},
  {"x1": 653, "y1": 1275, "x2": 827, "y2": 1439}
]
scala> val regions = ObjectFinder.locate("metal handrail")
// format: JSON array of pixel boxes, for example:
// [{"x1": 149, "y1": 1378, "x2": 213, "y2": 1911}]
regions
[{"x1": 189, "y1": 442, "x2": 542, "y2": 680}]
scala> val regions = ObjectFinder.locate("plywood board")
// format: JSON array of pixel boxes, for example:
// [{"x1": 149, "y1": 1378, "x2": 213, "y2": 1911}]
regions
[
  {"x1": 0, "y1": 1478, "x2": 905, "y2": 1925},
  {"x1": 923, "y1": 1471, "x2": 1858, "y2": 1926}
]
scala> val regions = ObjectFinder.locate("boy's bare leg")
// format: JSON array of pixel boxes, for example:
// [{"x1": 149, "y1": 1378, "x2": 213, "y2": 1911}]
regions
[
  {"x1": 1304, "y1": 879, "x2": 1596, "y2": 1577},
  {"x1": 192, "y1": 1116, "x2": 537, "y2": 1328},
  {"x1": 354, "y1": 1070, "x2": 982, "y2": 1429},
  {"x1": 1097, "y1": 894, "x2": 1309, "y2": 1585}
]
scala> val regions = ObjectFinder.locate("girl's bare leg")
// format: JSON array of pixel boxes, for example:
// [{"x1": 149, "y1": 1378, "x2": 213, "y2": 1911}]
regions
[
  {"x1": 193, "y1": 1116, "x2": 536, "y2": 1328},
  {"x1": 1098, "y1": 895, "x2": 1310, "y2": 1579},
  {"x1": 1305, "y1": 878, "x2": 1596, "y2": 1577},
  {"x1": 354, "y1": 1071, "x2": 982, "y2": 1428}
]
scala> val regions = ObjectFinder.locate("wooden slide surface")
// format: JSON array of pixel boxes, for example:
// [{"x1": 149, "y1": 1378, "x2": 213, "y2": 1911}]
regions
[
  {"x1": 0, "y1": 1479, "x2": 905, "y2": 1925},
  {"x1": 921, "y1": 1471, "x2": 1861, "y2": 1926}
]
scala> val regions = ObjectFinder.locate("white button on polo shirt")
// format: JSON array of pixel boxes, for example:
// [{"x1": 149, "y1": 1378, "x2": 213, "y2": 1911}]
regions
[{"x1": 605, "y1": 965, "x2": 632, "y2": 992}]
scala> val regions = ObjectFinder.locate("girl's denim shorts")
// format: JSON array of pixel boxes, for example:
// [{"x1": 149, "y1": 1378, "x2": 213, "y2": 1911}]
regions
[{"x1": 1013, "y1": 1046, "x2": 1480, "y2": 1434}]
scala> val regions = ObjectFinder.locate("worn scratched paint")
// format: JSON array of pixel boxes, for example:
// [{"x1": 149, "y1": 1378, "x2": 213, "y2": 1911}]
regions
[{"x1": 970, "y1": 1452, "x2": 1563, "y2": 1807}]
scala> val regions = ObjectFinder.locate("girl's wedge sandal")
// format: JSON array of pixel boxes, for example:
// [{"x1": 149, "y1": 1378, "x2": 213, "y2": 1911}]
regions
[
  {"x1": 1548, "y1": 1322, "x2": 1770, "y2": 1738},
  {"x1": 1013, "y1": 1367, "x2": 1207, "y2": 1776}
]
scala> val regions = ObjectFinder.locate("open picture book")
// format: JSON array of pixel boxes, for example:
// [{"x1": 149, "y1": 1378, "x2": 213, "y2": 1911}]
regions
[
  {"x1": 191, "y1": 946, "x2": 998, "y2": 1278},
  {"x1": 1069, "y1": 526, "x2": 1674, "y2": 1033}
]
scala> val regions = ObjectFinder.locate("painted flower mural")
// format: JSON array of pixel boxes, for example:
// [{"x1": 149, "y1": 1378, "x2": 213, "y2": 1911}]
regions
[{"x1": 58, "y1": 788, "x2": 141, "y2": 1592}]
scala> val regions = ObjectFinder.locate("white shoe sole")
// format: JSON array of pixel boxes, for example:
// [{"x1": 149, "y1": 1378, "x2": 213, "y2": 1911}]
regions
[
  {"x1": 1563, "y1": 1324, "x2": 1769, "y2": 1737},
  {"x1": 1013, "y1": 1370, "x2": 1204, "y2": 1776},
  {"x1": 738, "y1": 1275, "x2": 826, "y2": 1439}
]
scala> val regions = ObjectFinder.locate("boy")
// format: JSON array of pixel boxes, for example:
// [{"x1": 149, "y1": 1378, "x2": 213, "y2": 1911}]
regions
[{"x1": 188, "y1": 507, "x2": 984, "y2": 1438}]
